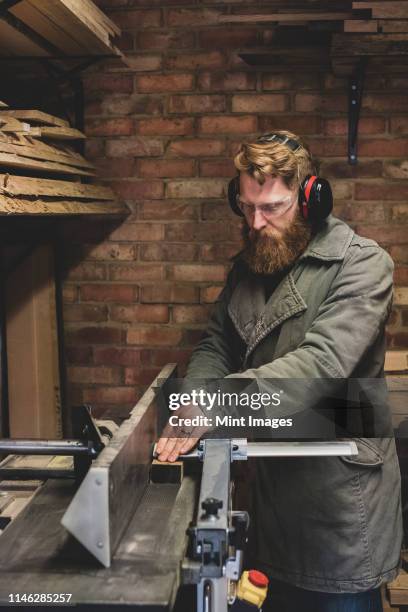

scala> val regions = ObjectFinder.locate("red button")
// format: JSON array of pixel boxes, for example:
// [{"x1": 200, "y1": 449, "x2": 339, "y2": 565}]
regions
[{"x1": 248, "y1": 570, "x2": 269, "y2": 588}]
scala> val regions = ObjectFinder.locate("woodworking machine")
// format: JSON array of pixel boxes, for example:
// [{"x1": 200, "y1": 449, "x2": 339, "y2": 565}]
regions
[{"x1": 0, "y1": 364, "x2": 358, "y2": 611}]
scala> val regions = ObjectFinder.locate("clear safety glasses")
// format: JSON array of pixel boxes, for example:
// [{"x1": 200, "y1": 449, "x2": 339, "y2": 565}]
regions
[{"x1": 236, "y1": 194, "x2": 297, "y2": 219}]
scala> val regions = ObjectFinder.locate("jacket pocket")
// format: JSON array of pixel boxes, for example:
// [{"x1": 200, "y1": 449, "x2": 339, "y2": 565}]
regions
[{"x1": 340, "y1": 438, "x2": 384, "y2": 468}]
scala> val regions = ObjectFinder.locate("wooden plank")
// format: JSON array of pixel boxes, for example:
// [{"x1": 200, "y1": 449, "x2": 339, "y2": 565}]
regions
[
  {"x1": 394, "y1": 287, "x2": 408, "y2": 306},
  {"x1": 0, "y1": 102, "x2": 8, "y2": 108},
  {"x1": 344, "y1": 19, "x2": 378, "y2": 32},
  {"x1": 10, "y1": 1, "x2": 88, "y2": 55},
  {"x1": 385, "y1": 351, "x2": 408, "y2": 372},
  {"x1": 6, "y1": 245, "x2": 62, "y2": 439},
  {"x1": 219, "y1": 12, "x2": 355, "y2": 23},
  {"x1": 0, "y1": 152, "x2": 92, "y2": 176},
  {"x1": 353, "y1": 2, "x2": 408, "y2": 18},
  {"x1": 0, "y1": 175, "x2": 115, "y2": 200},
  {"x1": 35, "y1": 125, "x2": 86, "y2": 141},
  {"x1": 59, "y1": 0, "x2": 120, "y2": 41},
  {"x1": 0, "y1": 116, "x2": 33, "y2": 133},
  {"x1": 0, "y1": 196, "x2": 127, "y2": 216},
  {"x1": 0, "y1": 109, "x2": 69, "y2": 127},
  {"x1": 0, "y1": 133, "x2": 94, "y2": 170},
  {"x1": 388, "y1": 570, "x2": 408, "y2": 605},
  {"x1": 0, "y1": 139, "x2": 95, "y2": 173},
  {"x1": 0, "y1": 18, "x2": 48, "y2": 57},
  {"x1": 380, "y1": 19, "x2": 408, "y2": 32},
  {"x1": 332, "y1": 32, "x2": 408, "y2": 55}
]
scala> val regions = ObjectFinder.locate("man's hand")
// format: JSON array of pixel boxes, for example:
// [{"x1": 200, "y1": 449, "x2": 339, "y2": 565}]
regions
[{"x1": 156, "y1": 404, "x2": 210, "y2": 462}]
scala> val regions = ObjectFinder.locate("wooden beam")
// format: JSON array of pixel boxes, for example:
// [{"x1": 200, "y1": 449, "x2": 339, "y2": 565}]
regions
[
  {"x1": 385, "y1": 351, "x2": 408, "y2": 372},
  {"x1": 0, "y1": 102, "x2": 8, "y2": 108},
  {"x1": 219, "y1": 12, "x2": 355, "y2": 23},
  {"x1": 35, "y1": 126, "x2": 86, "y2": 141},
  {"x1": 0, "y1": 151, "x2": 92, "y2": 176},
  {"x1": 380, "y1": 19, "x2": 408, "y2": 32},
  {"x1": 353, "y1": 2, "x2": 408, "y2": 19},
  {"x1": 0, "y1": 135, "x2": 95, "y2": 171},
  {"x1": 344, "y1": 19, "x2": 378, "y2": 32},
  {"x1": 0, "y1": 174, "x2": 115, "y2": 200},
  {"x1": 0, "y1": 196, "x2": 127, "y2": 216},
  {"x1": 0, "y1": 109, "x2": 69, "y2": 127},
  {"x1": 332, "y1": 32, "x2": 408, "y2": 55}
]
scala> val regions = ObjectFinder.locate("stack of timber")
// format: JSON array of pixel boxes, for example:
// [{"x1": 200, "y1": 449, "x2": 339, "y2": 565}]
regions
[
  {"x1": 0, "y1": 0, "x2": 122, "y2": 58},
  {"x1": 0, "y1": 102, "x2": 126, "y2": 216},
  {"x1": 225, "y1": 1, "x2": 408, "y2": 73}
]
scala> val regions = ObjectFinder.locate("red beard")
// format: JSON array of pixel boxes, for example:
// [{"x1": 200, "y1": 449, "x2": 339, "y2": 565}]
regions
[{"x1": 241, "y1": 211, "x2": 312, "y2": 275}]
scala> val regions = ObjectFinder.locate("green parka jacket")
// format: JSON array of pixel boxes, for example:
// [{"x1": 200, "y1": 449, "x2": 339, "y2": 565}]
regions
[{"x1": 185, "y1": 215, "x2": 403, "y2": 593}]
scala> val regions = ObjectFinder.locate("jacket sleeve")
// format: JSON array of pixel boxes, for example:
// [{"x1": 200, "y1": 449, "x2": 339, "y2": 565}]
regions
[{"x1": 228, "y1": 243, "x2": 394, "y2": 382}]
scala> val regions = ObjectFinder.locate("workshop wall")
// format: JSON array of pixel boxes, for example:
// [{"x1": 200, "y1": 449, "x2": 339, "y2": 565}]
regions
[{"x1": 62, "y1": 1, "x2": 408, "y2": 417}]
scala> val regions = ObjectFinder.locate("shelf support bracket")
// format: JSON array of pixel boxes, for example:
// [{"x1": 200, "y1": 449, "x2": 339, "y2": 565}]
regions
[{"x1": 348, "y1": 58, "x2": 367, "y2": 165}]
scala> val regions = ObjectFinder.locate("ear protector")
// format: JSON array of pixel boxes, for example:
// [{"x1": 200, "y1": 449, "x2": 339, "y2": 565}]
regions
[{"x1": 228, "y1": 133, "x2": 333, "y2": 224}]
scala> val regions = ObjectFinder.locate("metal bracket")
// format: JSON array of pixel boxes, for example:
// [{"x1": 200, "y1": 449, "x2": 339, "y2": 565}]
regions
[{"x1": 348, "y1": 58, "x2": 367, "y2": 165}]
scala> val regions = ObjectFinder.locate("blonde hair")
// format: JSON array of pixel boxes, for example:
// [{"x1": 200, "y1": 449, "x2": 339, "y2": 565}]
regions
[{"x1": 234, "y1": 130, "x2": 316, "y2": 189}]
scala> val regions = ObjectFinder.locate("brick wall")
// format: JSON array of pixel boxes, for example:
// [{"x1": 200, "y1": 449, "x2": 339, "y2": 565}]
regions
[{"x1": 62, "y1": 1, "x2": 408, "y2": 417}]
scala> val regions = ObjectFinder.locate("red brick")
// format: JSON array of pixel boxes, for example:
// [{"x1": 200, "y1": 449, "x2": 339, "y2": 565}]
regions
[
  {"x1": 324, "y1": 75, "x2": 347, "y2": 89},
  {"x1": 109, "y1": 264, "x2": 165, "y2": 281},
  {"x1": 68, "y1": 366, "x2": 121, "y2": 384},
  {"x1": 389, "y1": 246, "x2": 408, "y2": 264},
  {"x1": 110, "y1": 180, "x2": 164, "y2": 199},
  {"x1": 295, "y1": 94, "x2": 347, "y2": 112},
  {"x1": 165, "y1": 51, "x2": 225, "y2": 70},
  {"x1": 200, "y1": 286, "x2": 223, "y2": 303},
  {"x1": 232, "y1": 94, "x2": 287, "y2": 113},
  {"x1": 258, "y1": 115, "x2": 322, "y2": 135},
  {"x1": 138, "y1": 117, "x2": 194, "y2": 136},
  {"x1": 86, "y1": 118, "x2": 134, "y2": 137},
  {"x1": 183, "y1": 328, "x2": 206, "y2": 345},
  {"x1": 166, "y1": 179, "x2": 226, "y2": 199},
  {"x1": 81, "y1": 284, "x2": 136, "y2": 303},
  {"x1": 390, "y1": 117, "x2": 408, "y2": 134},
  {"x1": 200, "y1": 159, "x2": 235, "y2": 177},
  {"x1": 116, "y1": 31, "x2": 133, "y2": 52},
  {"x1": 394, "y1": 267, "x2": 408, "y2": 285},
  {"x1": 136, "y1": 74, "x2": 193, "y2": 93},
  {"x1": 173, "y1": 305, "x2": 211, "y2": 324},
  {"x1": 109, "y1": 222, "x2": 165, "y2": 241},
  {"x1": 141, "y1": 284, "x2": 199, "y2": 304},
  {"x1": 151, "y1": 348, "x2": 192, "y2": 368},
  {"x1": 83, "y1": 243, "x2": 135, "y2": 261},
  {"x1": 355, "y1": 225, "x2": 407, "y2": 245},
  {"x1": 65, "y1": 326, "x2": 124, "y2": 345},
  {"x1": 383, "y1": 160, "x2": 408, "y2": 179},
  {"x1": 391, "y1": 204, "x2": 408, "y2": 223},
  {"x1": 334, "y1": 202, "x2": 386, "y2": 224},
  {"x1": 101, "y1": 94, "x2": 164, "y2": 116},
  {"x1": 138, "y1": 159, "x2": 195, "y2": 178},
  {"x1": 140, "y1": 200, "x2": 198, "y2": 221},
  {"x1": 64, "y1": 304, "x2": 108, "y2": 323},
  {"x1": 140, "y1": 243, "x2": 197, "y2": 261},
  {"x1": 363, "y1": 94, "x2": 408, "y2": 113},
  {"x1": 167, "y1": 7, "x2": 222, "y2": 25},
  {"x1": 94, "y1": 347, "x2": 144, "y2": 366},
  {"x1": 201, "y1": 201, "x2": 237, "y2": 221},
  {"x1": 199, "y1": 116, "x2": 257, "y2": 134},
  {"x1": 168, "y1": 139, "x2": 225, "y2": 157},
  {"x1": 199, "y1": 28, "x2": 258, "y2": 49},
  {"x1": 138, "y1": 30, "x2": 195, "y2": 50},
  {"x1": 261, "y1": 74, "x2": 292, "y2": 90},
  {"x1": 308, "y1": 138, "x2": 347, "y2": 157},
  {"x1": 358, "y1": 139, "x2": 408, "y2": 157},
  {"x1": 124, "y1": 367, "x2": 162, "y2": 386},
  {"x1": 105, "y1": 54, "x2": 162, "y2": 72},
  {"x1": 355, "y1": 183, "x2": 408, "y2": 201},
  {"x1": 111, "y1": 304, "x2": 169, "y2": 323},
  {"x1": 388, "y1": 331, "x2": 408, "y2": 349},
  {"x1": 84, "y1": 139, "x2": 105, "y2": 160},
  {"x1": 165, "y1": 221, "x2": 237, "y2": 242},
  {"x1": 127, "y1": 326, "x2": 183, "y2": 346},
  {"x1": 199, "y1": 243, "x2": 240, "y2": 261},
  {"x1": 66, "y1": 262, "x2": 106, "y2": 281},
  {"x1": 324, "y1": 117, "x2": 386, "y2": 136},
  {"x1": 66, "y1": 346, "x2": 93, "y2": 364},
  {"x1": 320, "y1": 160, "x2": 382, "y2": 179},
  {"x1": 171, "y1": 264, "x2": 225, "y2": 282},
  {"x1": 198, "y1": 71, "x2": 256, "y2": 92},
  {"x1": 111, "y1": 9, "x2": 162, "y2": 28},
  {"x1": 83, "y1": 386, "x2": 138, "y2": 404},
  {"x1": 169, "y1": 94, "x2": 226, "y2": 114},
  {"x1": 106, "y1": 138, "x2": 164, "y2": 158},
  {"x1": 63, "y1": 284, "x2": 78, "y2": 303},
  {"x1": 94, "y1": 157, "x2": 136, "y2": 179},
  {"x1": 84, "y1": 74, "x2": 133, "y2": 94}
]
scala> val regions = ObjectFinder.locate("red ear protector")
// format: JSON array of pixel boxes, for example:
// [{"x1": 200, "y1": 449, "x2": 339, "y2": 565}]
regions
[{"x1": 228, "y1": 133, "x2": 333, "y2": 224}]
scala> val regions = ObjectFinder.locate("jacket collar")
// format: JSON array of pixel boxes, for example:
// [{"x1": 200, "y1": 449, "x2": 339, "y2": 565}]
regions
[{"x1": 227, "y1": 216, "x2": 354, "y2": 357}]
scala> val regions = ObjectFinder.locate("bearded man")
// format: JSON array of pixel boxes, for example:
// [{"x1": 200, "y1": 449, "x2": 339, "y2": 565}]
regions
[{"x1": 157, "y1": 131, "x2": 402, "y2": 612}]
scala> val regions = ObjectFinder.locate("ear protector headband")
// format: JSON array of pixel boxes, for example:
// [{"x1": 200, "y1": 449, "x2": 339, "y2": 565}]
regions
[{"x1": 228, "y1": 133, "x2": 333, "y2": 224}]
